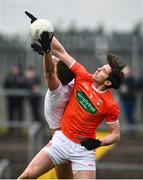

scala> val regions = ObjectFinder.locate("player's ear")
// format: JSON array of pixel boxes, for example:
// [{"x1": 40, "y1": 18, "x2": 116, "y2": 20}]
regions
[{"x1": 104, "y1": 80, "x2": 112, "y2": 87}]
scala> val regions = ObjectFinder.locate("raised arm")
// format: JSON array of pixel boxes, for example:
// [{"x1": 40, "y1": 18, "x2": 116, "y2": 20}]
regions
[
  {"x1": 51, "y1": 36, "x2": 76, "y2": 67},
  {"x1": 25, "y1": 11, "x2": 76, "y2": 68},
  {"x1": 30, "y1": 41, "x2": 60, "y2": 91},
  {"x1": 43, "y1": 52, "x2": 60, "y2": 91},
  {"x1": 38, "y1": 32, "x2": 76, "y2": 68}
]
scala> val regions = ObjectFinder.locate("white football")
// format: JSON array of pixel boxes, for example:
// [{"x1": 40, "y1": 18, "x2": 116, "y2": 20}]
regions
[{"x1": 30, "y1": 18, "x2": 54, "y2": 41}]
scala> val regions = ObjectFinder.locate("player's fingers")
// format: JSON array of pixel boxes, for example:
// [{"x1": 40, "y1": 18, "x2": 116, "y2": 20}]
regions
[
  {"x1": 25, "y1": 11, "x2": 37, "y2": 22},
  {"x1": 50, "y1": 34, "x2": 54, "y2": 43}
]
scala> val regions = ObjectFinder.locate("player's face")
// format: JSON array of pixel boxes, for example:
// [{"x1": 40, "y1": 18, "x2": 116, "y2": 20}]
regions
[{"x1": 92, "y1": 64, "x2": 112, "y2": 84}]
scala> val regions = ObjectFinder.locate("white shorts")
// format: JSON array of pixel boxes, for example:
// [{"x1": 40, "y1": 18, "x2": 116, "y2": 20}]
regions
[{"x1": 42, "y1": 130, "x2": 96, "y2": 171}]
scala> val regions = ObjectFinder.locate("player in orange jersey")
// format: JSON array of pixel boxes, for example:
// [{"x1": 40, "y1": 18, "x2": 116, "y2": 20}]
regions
[{"x1": 18, "y1": 12, "x2": 126, "y2": 179}]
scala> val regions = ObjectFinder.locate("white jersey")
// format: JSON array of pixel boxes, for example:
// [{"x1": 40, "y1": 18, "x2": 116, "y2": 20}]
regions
[{"x1": 44, "y1": 81, "x2": 73, "y2": 129}]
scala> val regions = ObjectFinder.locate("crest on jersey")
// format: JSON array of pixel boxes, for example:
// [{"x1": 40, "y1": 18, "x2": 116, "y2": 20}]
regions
[
  {"x1": 82, "y1": 83, "x2": 89, "y2": 90},
  {"x1": 96, "y1": 99, "x2": 103, "y2": 106},
  {"x1": 76, "y1": 90, "x2": 97, "y2": 114}
]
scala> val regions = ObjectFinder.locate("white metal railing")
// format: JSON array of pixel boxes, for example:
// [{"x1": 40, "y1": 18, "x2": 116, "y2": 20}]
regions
[
  {"x1": 0, "y1": 88, "x2": 46, "y2": 96},
  {"x1": 0, "y1": 121, "x2": 32, "y2": 128},
  {"x1": 0, "y1": 88, "x2": 143, "y2": 132},
  {"x1": 0, "y1": 88, "x2": 46, "y2": 128},
  {"x1": 27, "y1": 122, "x2": 44, "y2": 162},
  {"x1": 98, "y1": 162, "x2": 143, "y2": 171},
  {"x1": 0, "y1": 159, "x2": 11, "y2": 178}
]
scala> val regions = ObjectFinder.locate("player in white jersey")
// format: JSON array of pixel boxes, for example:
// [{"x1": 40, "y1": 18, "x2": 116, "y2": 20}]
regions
[
  {"x1": 43, "y1": 54, "x2": 74, "y2": 178},
  {"x1": 31, "y1": 40, "x2": 74, "y2": 132},
  {"x1": 23, "y1": 31, "x2": 75, "y2": 178},
  {"x1": 44, "y1": 60, "x2": 74, "y2": 132}
]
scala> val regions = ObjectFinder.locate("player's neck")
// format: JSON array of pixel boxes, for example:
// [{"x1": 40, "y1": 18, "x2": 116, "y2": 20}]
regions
[{"x1": 93, "y1": 82, "x2": 107, "y2": 92}]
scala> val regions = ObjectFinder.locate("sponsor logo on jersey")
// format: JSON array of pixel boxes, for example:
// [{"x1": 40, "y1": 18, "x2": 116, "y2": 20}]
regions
[{"x1": 76, "y1": 90, "x2": 97, "y2": 114}]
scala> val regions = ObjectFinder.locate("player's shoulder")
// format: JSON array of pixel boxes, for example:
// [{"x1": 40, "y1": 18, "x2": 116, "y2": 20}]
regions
[
  {"x1": 71, "y1": 61, "x2": 87, "y2": 72},
  {"x1": 47, "y1": 82, "x2": 65, "y2": 95},
  {"x1": 102, "y1": 90, "x2": 119, "y2": 108}
]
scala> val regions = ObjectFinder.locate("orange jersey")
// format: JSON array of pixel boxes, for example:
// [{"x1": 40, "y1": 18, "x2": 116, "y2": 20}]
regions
[{"x1": 61, "y1": 62, "x2": 120, "y2": 144}]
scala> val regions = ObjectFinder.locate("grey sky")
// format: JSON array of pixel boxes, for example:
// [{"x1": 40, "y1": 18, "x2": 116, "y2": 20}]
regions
[{"x1": 0, "y1": 0, "x2": 143, "y2": 35}]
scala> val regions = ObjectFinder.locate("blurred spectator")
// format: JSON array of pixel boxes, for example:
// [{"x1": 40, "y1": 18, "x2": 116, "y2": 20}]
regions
[
  {"x1": 118, "y1": 67, "x2": 137, "y2": 129},
  {"x1": 25, "y1": 66, "x2": 42, "y2": 123},
  {"x1": 137, "y1": 75, "x2": 143, "y2": 90},
  {"x1": 3, "y1": 64, "x2": 26, "y2": 135}
]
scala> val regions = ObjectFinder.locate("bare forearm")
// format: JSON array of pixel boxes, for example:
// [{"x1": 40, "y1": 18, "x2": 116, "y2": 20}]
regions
[
  {"x1": 51, "y1": 36, "x2": 64, "y2": 55},
  {"x1": 43, "y1": 53, "x2": 55, "y2": 75},
  {"x1": 51, "y1": 36, "x2": 75, "y2": 67},
  {"x1": 100, "y1": 132, "x2": 120, "y2": 146},
  {"x1": 43, "y1": 52, "x2": 60, "y2": 90}
]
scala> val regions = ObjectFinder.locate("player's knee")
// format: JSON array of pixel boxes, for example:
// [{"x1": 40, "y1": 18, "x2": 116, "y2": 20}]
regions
[
  {"x1": 18, "y1": 168, "x2": 36, "y2": 179},
  {"x1": 18, "y1": 171, "x2": 29, "y2": 179}
]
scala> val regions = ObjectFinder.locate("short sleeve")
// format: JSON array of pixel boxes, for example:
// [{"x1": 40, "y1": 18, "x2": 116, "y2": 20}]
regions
[
  {"x1": 48, "y1": 81, "x2": 63, "y2": 95},
  {"x1": 70, "y1": 62, "x2": 92, "y2": 82},
  {"x1": 105, "y1": 103, "x2": 120, "y2": 123}
]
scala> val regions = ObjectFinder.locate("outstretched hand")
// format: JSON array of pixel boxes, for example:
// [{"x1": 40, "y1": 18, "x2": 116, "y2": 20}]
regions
[
  {"x1": 25, "y1": 11, "x2": 54, "y2": 53},
  {"x1": 25, "y1": 11, "x2": 37, "y2": 23},
  {"x1": 39, "y1": 31, "x2": 54, "y2": 53},
  {"x1": 31, "y1": 43, "x2": 44, "y2": 56}
]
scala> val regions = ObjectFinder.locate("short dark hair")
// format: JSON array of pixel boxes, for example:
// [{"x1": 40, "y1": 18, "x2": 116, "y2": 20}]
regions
[
  {"x1": 57, "y1": 61, "x2": 75, "y2": 85},
  {"x1": 107, "y1": 53, "x2": 126, "y2": 89}
]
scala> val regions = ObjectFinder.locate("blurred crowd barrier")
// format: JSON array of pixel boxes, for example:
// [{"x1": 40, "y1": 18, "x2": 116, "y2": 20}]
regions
[{"x1": 0, "y1": 88, "x2": 143, "y2": 134}]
